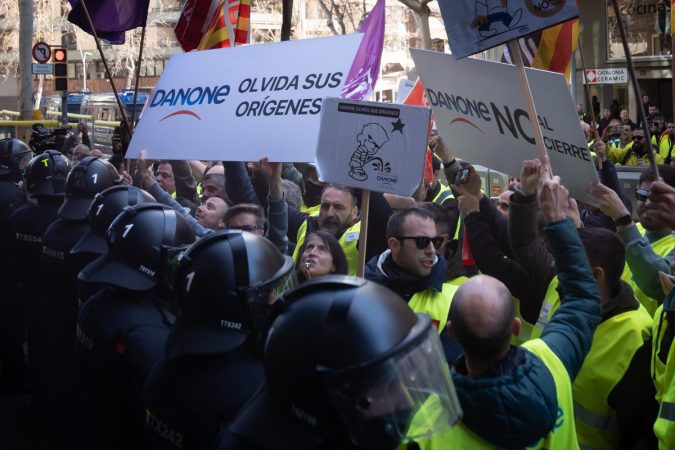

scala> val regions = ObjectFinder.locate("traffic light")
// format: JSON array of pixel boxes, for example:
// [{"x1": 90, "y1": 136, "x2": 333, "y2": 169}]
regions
[{"x1": 53, "y1": 48, "x2": 68, "y2": 92}]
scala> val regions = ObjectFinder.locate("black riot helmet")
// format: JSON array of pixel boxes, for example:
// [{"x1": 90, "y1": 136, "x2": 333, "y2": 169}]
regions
[
  {"x1": 24, "y1": 150, "x2": 71, "y2": 198},
  {"x1": 0, "y1": 138, "x2": 33, "y2": 181},
  {"x1": 230, "y1": 276, "x2": 462, "y2": 449},
  {"x1": 71, "y1": 185, "x2": 156, "y2": 256},
  {"x1": 59, "y1": 156, "x2": 123, "y2": 221},
  {"x1": 78, "y1": 203, "x2": 196, "y2": 292},
  {"x1": 166, "y1": 230, "x2": 296, "y2": 358}
]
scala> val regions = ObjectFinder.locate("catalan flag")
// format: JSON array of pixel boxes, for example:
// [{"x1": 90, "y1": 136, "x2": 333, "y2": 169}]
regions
[
  {"x1": 195, "y1": 0, "x2": 250, "y2": 50},
  {"x1": 502, "y1": 17, "x2": 580, "y2": 83},
  {"x1": 672, "y1": 1, "x2": 675, "y2": 34}
]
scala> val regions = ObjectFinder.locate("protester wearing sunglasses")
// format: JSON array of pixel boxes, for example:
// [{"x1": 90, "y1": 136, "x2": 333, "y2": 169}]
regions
[
  {"x1": 365, "y1": 205, "x2": 467, "y2": 363},
  {"x1": 608, "y1": 129, "x2": 652, "y2": 166}
]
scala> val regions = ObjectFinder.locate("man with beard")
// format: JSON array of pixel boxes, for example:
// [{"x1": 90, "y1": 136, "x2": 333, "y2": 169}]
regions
[
  {"x1": 224, "y1": 161, "x2": 391, "y2": 271},
  {"x1": 292, "y1": 185, "x2": 360, "y2": 275},
  {"x1": 609, "y1": 129, "x2": 654, "y2": 166}
]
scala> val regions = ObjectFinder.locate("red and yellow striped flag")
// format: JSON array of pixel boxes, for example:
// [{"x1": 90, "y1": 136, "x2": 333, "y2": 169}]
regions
[
  {"x1": 501, "y1": 17, "x2": 580, "y2": 83},
  {"x1": 532, "y1": 18, "x2": 579, "y2": 82},
  {"x1": 197, "y1": 0, "x2": 250, "y2": 50}
]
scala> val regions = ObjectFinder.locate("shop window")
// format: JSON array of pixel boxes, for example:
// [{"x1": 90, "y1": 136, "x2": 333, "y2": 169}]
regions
[{"x1": 607, "y1": 0, "x2": 672, "y2": 60}]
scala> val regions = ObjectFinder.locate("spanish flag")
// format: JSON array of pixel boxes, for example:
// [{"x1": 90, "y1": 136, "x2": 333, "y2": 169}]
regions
[
  {"x1": 196, "y1": 0, "x2": 250, "y2": 50},
  {"x1": 502, "y1": 17, "x2": 579, "y2": 83}
]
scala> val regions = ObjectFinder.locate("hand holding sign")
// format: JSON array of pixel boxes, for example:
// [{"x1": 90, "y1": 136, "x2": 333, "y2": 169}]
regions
[
  {"x1": 260, "y1": 157, "x2": 283, "y2": 201},
  {"x1": 539, "y1": 175, "x2": 568, "y2": 225},
  {"x1": 520, "y1": 159, "x2": 542, "y2": 196},
  {"x1": 454, "y1": 184, "x2": 480, "y2": 215}
]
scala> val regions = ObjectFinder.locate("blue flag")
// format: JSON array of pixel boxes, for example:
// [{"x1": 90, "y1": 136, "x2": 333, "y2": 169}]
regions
[{"x1": 68, "y1": 0, "x2": 151, "y2": 45}]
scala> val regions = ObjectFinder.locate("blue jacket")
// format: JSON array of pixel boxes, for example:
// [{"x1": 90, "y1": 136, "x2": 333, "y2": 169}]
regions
[{"x1": 451, "y1": 219, "x2": 602, "y2": 449}]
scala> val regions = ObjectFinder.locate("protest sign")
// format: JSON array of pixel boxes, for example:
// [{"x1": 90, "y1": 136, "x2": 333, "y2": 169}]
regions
[
  {"x1": 410, "y1": 48, "x2": 599, "y2": 202},
  {"x1": 315, "y1": 98, "x2": 430, "y2": 197},
  {"x1": 396, "y1": 79, "x2": 416, "y2": 104},
  {"x1": 126, "y1": 34, "x2": 363, "y2": 162},
  {"x1": 439, "y1": 0, "x2": 579, "y2": 59}
]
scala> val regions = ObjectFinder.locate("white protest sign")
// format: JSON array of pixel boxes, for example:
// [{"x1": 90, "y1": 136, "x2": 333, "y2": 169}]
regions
[
  {"x1": 438, "y1": 0, "x2": 579, "y2": 59},
  {"x1": 316, "y1": 98, "x2": 430, "y2": 196},
  {"x1": 396, "y1": 79, "x2": 416, "y2": 104},
  {"x1": 126, "y1": 34, "x2": 363, "y2": 162},
  {"x1": 411, "y1": 48, "x2": 599, "y2": 202}
]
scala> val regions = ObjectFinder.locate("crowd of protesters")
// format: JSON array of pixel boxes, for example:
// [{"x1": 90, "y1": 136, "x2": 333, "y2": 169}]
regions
[
  {"x1": 582, "y1": 95, "x2": 675, "y2": 168},
  {"x1": 0, "y1": 112, "x2": 674, "y2": 450}
]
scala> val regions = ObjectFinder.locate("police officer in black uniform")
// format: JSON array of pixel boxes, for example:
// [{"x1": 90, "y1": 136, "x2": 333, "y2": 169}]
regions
[
  {"x1": 143, "y1": 230, "x2": 295, "y2": 450},
  {"x1": 0, "y1": 138, "x2": 32, "y2": 390},
  {"x1": 71, "y1": 184, "x2": 156, "y2": 303},
  {"x1": 38, "y1": 156, "x2": 122, "y2": 444},
  {"x1": 0, "y1": 150, "x2": 69, "y2": 392},
  {"x1": 0, "y1": 138, "x2": 32, "y2": 228},
  {"x1": 76, "y1": 203, "x2": 195, "y2": 450},
  {"x1": 220, "y1": 276, "x2": 462, "y2": 450}
]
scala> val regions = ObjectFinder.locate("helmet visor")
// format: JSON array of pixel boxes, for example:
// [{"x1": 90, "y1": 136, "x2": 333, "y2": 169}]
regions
[
  {"x1": 324, "y1": 321, "x2": 461, "y2": 447},
  {"x1": 241, "y1": 255, "x2": 297, "y2": 305}
]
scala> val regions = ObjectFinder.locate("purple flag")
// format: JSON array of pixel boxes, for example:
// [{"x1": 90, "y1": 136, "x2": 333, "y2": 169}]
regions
[
  {"x1": 68, "y1": 0, "x2": 151, "y2": 45},
  {"x1": 340, "y1": 0, "x2": 385, "y2": 100}
]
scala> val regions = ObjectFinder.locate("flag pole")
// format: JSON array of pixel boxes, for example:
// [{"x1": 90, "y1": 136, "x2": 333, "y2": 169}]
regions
[
  {"x1": 356, "y1": 190, "x2": 370, "y2": 277},
  {"x1": 610, "y1": 0, "x2": 659, "y2": 178},
  {"x1": 507, "y1": 39, "x2": 550, "y2": 163},
  {"x1": 577, "y1": 36, "x2": 602, "y2": 169},
  {"x1": 577, "y1": 37, "x2": 597, "y2": 136},
  {"x1": 130, "y1": 25, "x2": 146, "y2": 130},
  {"x1": 77, "y1": 0, "x2": 132, "y2": 138}
]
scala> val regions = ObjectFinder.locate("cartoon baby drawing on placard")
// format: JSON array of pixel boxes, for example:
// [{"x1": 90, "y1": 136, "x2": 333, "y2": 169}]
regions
[
  {"x1": 348, "y1": 123, "x2": 390, "y2": 181},
  {"x1": 471, "y1": 0, "x2": 523, "y2": 38}
]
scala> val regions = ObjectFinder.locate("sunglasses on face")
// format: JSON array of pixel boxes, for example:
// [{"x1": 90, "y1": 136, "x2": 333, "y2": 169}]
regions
[
  {"x1": 229, "y1": 225, "x2": 262, "y2": 233},
  {"x1": 635, "y1": 188, "x2": 650, "y2": 202},
  {"x1": 634, "y1": 135, "x2": 644, "y2": 141},
  {"x1": 396, "y1": 236, "x2": 444, "y2": 250}
]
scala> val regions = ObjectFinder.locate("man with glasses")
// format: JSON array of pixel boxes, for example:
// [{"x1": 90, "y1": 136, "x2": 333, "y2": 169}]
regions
[
  {"x1": 365, "y1": 205, "x2": 467, "y2": 362},
  {"x1": 224, "y1": 203, "x2": 266, "y2": 236},
  {"x1": 589, "y1": 164, "x2": 675, "y2": 317},
  {"x1": 609, "y1": 129, "x2": 653, "y2": 166}
]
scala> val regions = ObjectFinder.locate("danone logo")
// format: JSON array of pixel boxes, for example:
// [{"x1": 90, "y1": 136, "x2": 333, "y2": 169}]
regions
[{"x1": 149, "y1": 84, "x2": 231, "y2": 121}]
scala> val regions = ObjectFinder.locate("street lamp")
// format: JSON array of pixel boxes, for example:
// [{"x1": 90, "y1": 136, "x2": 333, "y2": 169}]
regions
[{"x1": 82, "y1": 51, "x2": 92, "y2": 92}]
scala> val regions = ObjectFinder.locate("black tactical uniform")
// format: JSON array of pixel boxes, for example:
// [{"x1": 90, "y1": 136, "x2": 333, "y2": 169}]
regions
[
  {"x1": 143, "y1": 231, "x2": 295, "y2": 450},
  {"x1": 219, "y1": 277, "x2": 462, "y2": 450},
  {"x1": 0, "y1": 138, "x2": 32, "y2": 390},
  {"x1": 0, "y1": 138, "x2": 31, "y2": 230},
  {"x1": 38, "y1": 157, "x2": 122, "y2": 445},
  {"x1": 1, "y1": 150, "x2": 69, "y2": 393},
  {"x1": 76, "y1": 203, "x2": 195, "y2": 450}
]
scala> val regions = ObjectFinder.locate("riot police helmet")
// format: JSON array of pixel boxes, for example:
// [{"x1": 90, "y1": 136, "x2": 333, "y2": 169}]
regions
[
  {"x1": 59, "y1": 156, "x2": 123, "y2": 220},
  {"x1": 230, "y1": 276, "x2": 461, "y2": 449},
  {"x1": 166, "y1": 230, "x2": 296, "y2": 358},
  {"x1": 78, "y1": 203, "x2": 195, "y2": 291},
  {"x1": 0, "y1": 138, "x2": 33, "y2": 180},
  {"x1": 71, "y1": 185, "x2": 156, "y2": 256},
  {"x1": 24, "y1": 150, "x2": 71, "y2": 198}
]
